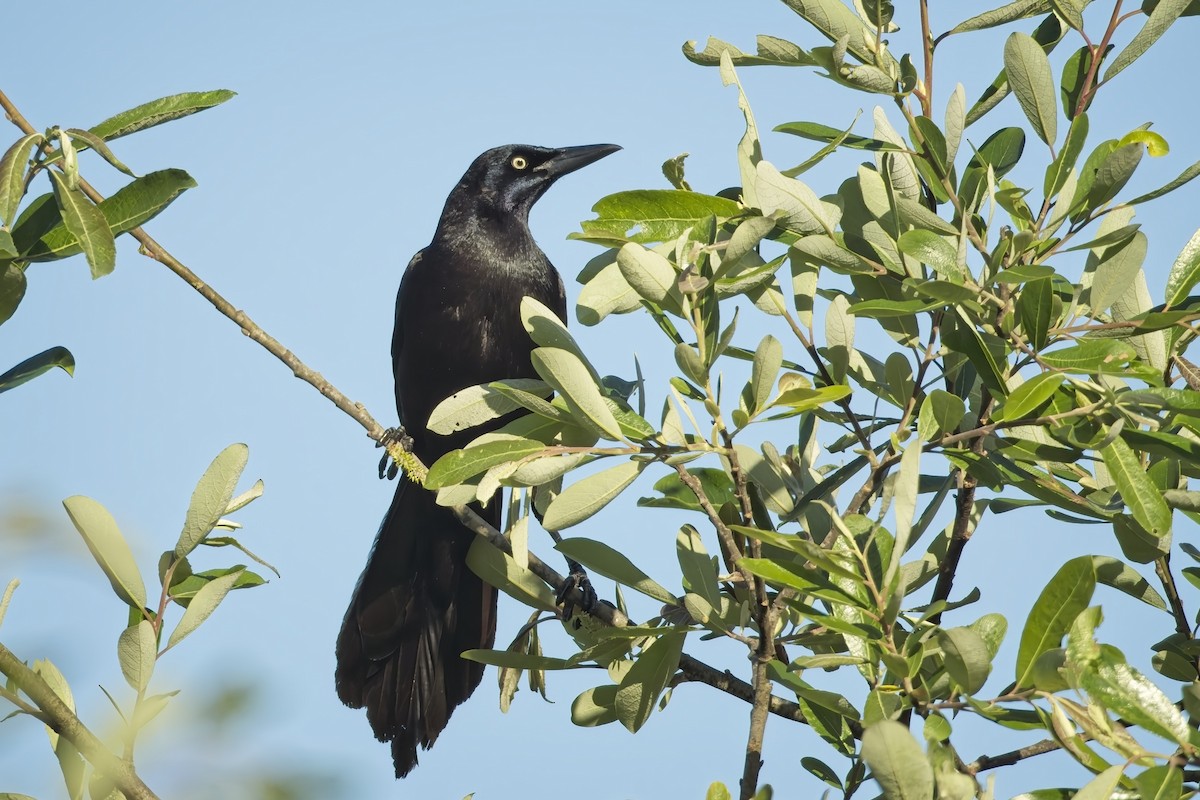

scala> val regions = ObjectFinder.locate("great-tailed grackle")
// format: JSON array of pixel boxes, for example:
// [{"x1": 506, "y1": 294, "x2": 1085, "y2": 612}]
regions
[{"x1": 335, "y1": 142, "x2": 620, "y2": 777}]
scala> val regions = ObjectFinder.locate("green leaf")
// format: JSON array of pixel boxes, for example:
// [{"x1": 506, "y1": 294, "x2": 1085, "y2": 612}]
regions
[
  {"x1": 1039, "y1": 339, "x2": 1136, "y2": 372},
  {"x1": 90, "y1": 90, "x2": 237, "y2": 140},
  {"x1": 774, "y1": 120, "x2": 906, "y2": 152},
  {"x1": 1101, "y1": 437, "x2": 1171, "y2": 536},
  {"x1": 780, "y1": 0, "x2": 898, "y2": 67},
  {"x1": 1017, "y1": 278, "x2": 1053, "y2": 351},
  {"x1": 571, "y1": 684, "x2": 619, "y2": 727},
  {"x1": 1134, "y1": 765, "x2": 1183, "y2": 800},
  {"x1": 616, "y1": 242, "x2": 677, "y2": 305},
  {"x1": 166, "y1": 567, "x2": 244, "y2": 650},
  {"x1": 531, "y1": 347, "x2": 623, "y2": 440},
  {"x1": 939, "y1": 626, "x2": 992, "y2": 694},
  {"x1": 62, "y1": 128, "x2": 136, "y2": 176},
  {"x1": 556, "y1": 537, "x2": 677, "y2": 604},
  {"x1": 1004, "y1": 32, "x2": 1058, "y2": 146},
  {"x1": 676, "y1": 525, "x2": 720, "y2": 608},
  {"x1": 0, "y1": 345, "x2": 74, "y2": 394},
  {"x1": 682, "y1": 34, "x2": 816, "y2": 68},
  {"x1": 959, "y1": 127, "x2": 1026, "y2": 211},
  {"x1": 0, "y1": 133, "x2": 42, "y2": 228},
  {"x1": 1015, "y1": 555, "x2": 1095, "y2": 688},
  {"x1": 48, "y1": 170, "x2": 116, "y2": 279},
  {"x1": 888, "y1": 438, "x2": 922, "y2": 592},
  {"x1": 945, "y1": 0, "x2": 1053, "y2": 35},
  {"x1": 860, "y1": 720, "x2": 935, "y2": 800},
  {"x1": 427, "y1": 379, "x2": 550, "y2": 435},
  {"x1": 117, "y1": 620, "x2": 156, "y2": 692},
  {"x1": 749, "y1": 334, "x2": 782, "y2": 414},
  {"x1": 1085, "y1": 143, "x2": 1143, "y2": 213},
  {"x1": 1044, "y1": 114, "x2": 1089, "y2": 199},
  {"x1": 577, "y1": 259, "x2": 642, "y2": 326},
  {"x1": 639, "y1": 468, "x2": 736, "y2": 512},
  {"x1": 519, "y1": 296, "x2": 598, "y2": 380},
  {"x1": 1088, "y1": 232, "x2": 1147, "y2": 314},
  {"x1": 942, "y1": 310, "x2": 1009, "y2": 396},
  {"x1": 461, "y1": 649, "x2": 575, "y2": 671},
  {"x1": 62, "y1": 495, "x2": 147, "y2": 609},
  {"x1": 1069, "y1": 607, "x2": 1192, "y2": 747},
  {"x1": 1071, "y1": 766, "x2": 1125, "y2": 800},
  {"x1": 1091, "y1": 556, "x2": 1167, "y2": 610},
  {"x1": 542, "y1": 460, "x2": 645, "y2": 531},
  {"x1": 1129, "y1": 156, "x2": 1200, "y2": 205},
  {"x1": 175, "y1": 444, "x2": 250, "y2": 559},
  {"x1": 0, "y1": 261, "x2": 27, "y2": 326},
  {"x1": 574, "y1": 190, "x2": 741, "y2": 246},
  {"x1": 897, "y1": 230, "x2": 962, "y2": 281},
  {"x1": 614, "y1": 630, "x2": 685, "y2": 732},
  {"x1": 1164, "y1": 226, "x2": 1200, "y2": 308},
  {"x1": 994, "y1": 372, "x2": 1064, "y2": 421},
  {"x1": 917, "y1": 390, "x2": 965, "y2": 440},
  {"x1": 22, "y1": 169, "x2": 197, "y2": 262},
  {"x1": 755, "y1": 161, "x2": 834, "y2": 235},
  {"x1": 426, "y1": 437, "x2": 547, "y2": 489},
  {"x1": 1104, "y1": 0, "x2": 1190, "y2": 82},
  {"x1": 467, "y1": 537, "x2": 557, "y2": 613}
]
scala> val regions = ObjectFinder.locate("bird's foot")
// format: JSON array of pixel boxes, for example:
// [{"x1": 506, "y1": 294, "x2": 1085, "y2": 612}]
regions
[
  {"x1": 557, "y1": 558, "x2": 598, "y2": 625},
  {"x1": 376, "y1": 426, "x2": 414, "y2": 480}
]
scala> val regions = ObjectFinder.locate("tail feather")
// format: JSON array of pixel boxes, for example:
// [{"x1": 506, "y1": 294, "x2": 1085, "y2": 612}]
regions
[{"x1": 336, "y1": 479, "x2": 497, "y2": 777}]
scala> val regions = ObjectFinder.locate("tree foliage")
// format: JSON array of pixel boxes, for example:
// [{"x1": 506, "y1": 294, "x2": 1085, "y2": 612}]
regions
[{"x1": 4, "y1": 1, "x2": 1200, "y2": 798}]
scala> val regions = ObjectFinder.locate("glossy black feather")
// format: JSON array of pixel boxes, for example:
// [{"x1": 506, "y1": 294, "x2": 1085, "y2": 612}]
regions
[{"x1": 335, "y1": 143, "x2": 619, "y2": 777}]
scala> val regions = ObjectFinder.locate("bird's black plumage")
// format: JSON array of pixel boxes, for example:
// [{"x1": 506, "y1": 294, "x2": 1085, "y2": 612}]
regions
[{"x1": 335, "y1": 143, "x2": 620, "y2": 777}]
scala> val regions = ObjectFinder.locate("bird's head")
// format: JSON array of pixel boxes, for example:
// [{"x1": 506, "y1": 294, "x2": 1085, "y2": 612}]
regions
[{"x1": 454, "y1": 143, "x2": 621, "y2": 222}]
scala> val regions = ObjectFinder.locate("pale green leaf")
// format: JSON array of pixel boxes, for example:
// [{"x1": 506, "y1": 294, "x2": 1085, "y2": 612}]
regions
[
  {"x1": 1004, "y1": 32, "x2": 1058, "y2": 146},
  {"x1": 175, "y1": 444, "x2": 250, "y2": 559},
  {"x1": 557, "y1": 536, "x2": 677, "y2": 604},
  {"x1": 614, "y1": 630, "x2": 686, "y2": 732},
  {"x1": 62, "y1": 495, "x2": 147, "y2": 609},
  {"x1": 1105, "y1": 0, "x2": 1190, "y2": 81},
  {"x1": 542, "y1": 460, "x2": 645, "y2": 531},
  {"x1": 166, "y1": 568, "x2": 244, "y2": 649},
  {"x1": 117, "y1": 620, "x2": 156, "y2": 691},
  {"x1": 860, "y1": 720, "x2": 935, "y2": 799},
  {"x1": 1101, "y1": 437, "x2": 1171, "y2": 536},
  {"x1": 427, "y1": 379, "x2": 550, "y2": 435}
]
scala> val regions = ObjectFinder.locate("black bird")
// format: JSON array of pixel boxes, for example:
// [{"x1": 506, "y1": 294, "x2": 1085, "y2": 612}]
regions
[{"x1": 336, "y1": 142, "x2": 620, "y2": 777}]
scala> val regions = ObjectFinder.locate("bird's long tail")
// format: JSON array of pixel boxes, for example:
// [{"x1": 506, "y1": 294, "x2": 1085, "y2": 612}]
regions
[{"x1": 335, "y1": 479, "x2": 497, "y2": 777}]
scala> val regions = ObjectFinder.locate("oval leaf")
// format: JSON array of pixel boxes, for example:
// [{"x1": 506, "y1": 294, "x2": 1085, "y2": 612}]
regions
[
  {"x1": 861, "y1": 720, "x2": 934, "y2": 800},
  {"x1": 1004, "y1": 32, "x2": 1058, "y2": 146},
  {"x1": 176, "y1": 444, "x2": 250, "y2": 559},
  {"x1": 166, "y1": 567, "x2": 244, "y2": 650},
  {"x1": 62, "y1": 495, "x2": 147, "y2": 609},
  {"x1": 117, "y1": 620, "x2": 156, "y2": 691},
  {"x1": 543, "y1": 460, "x2": 646, "y2": 531}
]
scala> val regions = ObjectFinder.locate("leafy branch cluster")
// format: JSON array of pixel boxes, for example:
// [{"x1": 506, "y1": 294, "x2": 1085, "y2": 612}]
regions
[
  {"x1": 5, "y1": 1, "x2": 1200, "y2": 798},
  {"x1": 408, "y1": 1, "x2": 1200, "y2": 798}
]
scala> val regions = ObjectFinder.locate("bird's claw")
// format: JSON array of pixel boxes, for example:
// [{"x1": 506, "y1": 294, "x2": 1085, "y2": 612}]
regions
[
  {"x1": 376, "y1": 427, "x2": 413, "y2": 480},
  {"x1": 557, "y1": 559, "x2": 598, "y2": 625}
]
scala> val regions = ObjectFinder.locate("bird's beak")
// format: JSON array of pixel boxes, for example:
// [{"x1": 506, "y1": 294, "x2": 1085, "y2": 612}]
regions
[{"x1": 537, "y1": 143, "x2": 622, "y2": 178}]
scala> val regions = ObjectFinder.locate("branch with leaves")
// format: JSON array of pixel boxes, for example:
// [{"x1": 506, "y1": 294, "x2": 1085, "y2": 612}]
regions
[{"x1": 8, "y1": 1, "x2": 1200, "y2": 798}]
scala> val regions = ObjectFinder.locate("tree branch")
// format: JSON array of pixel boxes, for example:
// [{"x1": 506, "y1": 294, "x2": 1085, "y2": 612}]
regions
[
  {"x1": 965, "y1": 736, "x2": 1061, "y2": 774},
  {"x1": 0, "y1": 642, "x2": 160, "y2": 800}
]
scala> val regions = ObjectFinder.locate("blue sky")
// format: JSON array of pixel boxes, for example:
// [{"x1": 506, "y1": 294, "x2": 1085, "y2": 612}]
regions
[{"x1": 2, "y1": 2, "x2": 1199, "y2": 798}]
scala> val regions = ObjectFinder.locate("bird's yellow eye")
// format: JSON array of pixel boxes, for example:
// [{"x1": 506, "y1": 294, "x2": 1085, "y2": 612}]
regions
[{"x1": 511, "y1": 156, "x2": 528, "y2": 170}]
